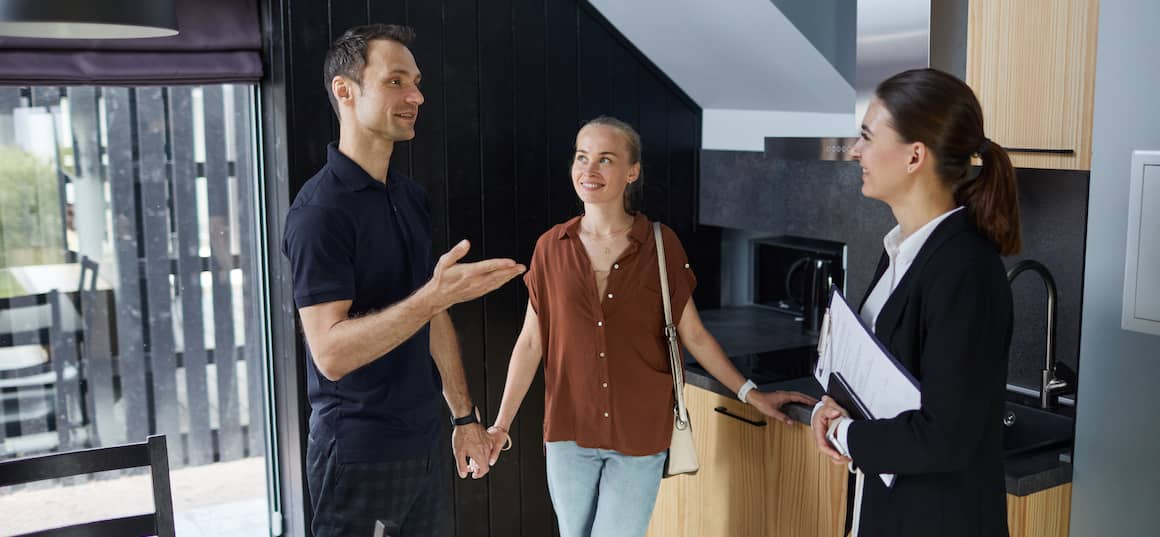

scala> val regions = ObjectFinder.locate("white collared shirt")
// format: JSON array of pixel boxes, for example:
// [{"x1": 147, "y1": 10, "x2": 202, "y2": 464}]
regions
[
  {"x1": 858, "y1": 206, "x2": 965, "y2": 328},
  {"x1": 816, "y1": 206, "x2": 965, "y2": 453}
]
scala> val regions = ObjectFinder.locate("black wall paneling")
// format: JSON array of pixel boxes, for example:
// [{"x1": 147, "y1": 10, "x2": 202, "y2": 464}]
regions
[
  {"x1": 443, "y1": 0, "x2": 490, "y2": 533},
  {"x1": 546, "y1": 0, "x2": 582, "y2": 221},
  {"x1": 477, "y1": 1, "x2": 525, "y2": 536},
  {"x1": 260, "y1": 1, "x2": 718, "y2": 536},
  {"x1": 510, "y1": 1, "x2": 556, "y2": 534}
]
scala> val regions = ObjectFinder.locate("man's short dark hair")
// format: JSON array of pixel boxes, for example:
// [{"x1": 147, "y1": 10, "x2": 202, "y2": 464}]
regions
[{"x1": 323, "y1": 24, "x2": 415, "y2": 117}]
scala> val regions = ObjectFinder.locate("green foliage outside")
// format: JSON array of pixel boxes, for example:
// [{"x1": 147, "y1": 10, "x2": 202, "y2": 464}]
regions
[
  {"x1": 0, "y1": 269, "x2": 23, "y2": 297},
  {"x1": 0, "y1": 145, "x2": 64, "y2": 268}
]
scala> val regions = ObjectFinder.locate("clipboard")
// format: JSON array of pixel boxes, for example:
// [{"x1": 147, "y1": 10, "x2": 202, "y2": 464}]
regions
[
  {"x1": 814, "y1": 285, "x2": 921, "y2": 488},
  {"x1": 827, "y1": 371, "x2": 872, "y2": 421},
  {"x1": 815, "y1": 286, "x2": 921, "y2": 393}
]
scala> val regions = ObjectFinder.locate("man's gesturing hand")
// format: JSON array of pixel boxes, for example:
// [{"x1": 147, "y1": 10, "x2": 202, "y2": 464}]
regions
[{"x1": 424, "y1": 240, "x2": 525, "y2": 311}]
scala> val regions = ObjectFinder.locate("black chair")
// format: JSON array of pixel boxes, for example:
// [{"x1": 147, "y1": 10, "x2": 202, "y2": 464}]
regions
[
  {"x1": 76, "y1": 256, "x2": 100, "y2": 292},
  {"x1": 0, "y1": 290, "x2": 78, "y2": 454},
  {"x1": 0, "y1": 434, "x2": 176, "y2": 537}
]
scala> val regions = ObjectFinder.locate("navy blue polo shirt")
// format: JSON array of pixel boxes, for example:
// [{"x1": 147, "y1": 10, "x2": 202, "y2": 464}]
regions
[{"x1": 282, "y1": 142, "x2": 441, "y2": 463}]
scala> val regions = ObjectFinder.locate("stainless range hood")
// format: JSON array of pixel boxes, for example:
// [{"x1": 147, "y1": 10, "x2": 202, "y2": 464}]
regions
[{"x1": 766, "y1": 0, "x2": 969, "y2": 161}]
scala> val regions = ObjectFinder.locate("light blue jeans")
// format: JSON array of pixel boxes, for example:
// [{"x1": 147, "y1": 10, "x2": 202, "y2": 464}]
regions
[{"x1": 545, "y1": 441, "x2": 667, "y2": 537}]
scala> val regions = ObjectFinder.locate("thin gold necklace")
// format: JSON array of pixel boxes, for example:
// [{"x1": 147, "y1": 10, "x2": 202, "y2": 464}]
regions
[{"x1": 580, "y1": 220, "x2": 633, "y2": 240}]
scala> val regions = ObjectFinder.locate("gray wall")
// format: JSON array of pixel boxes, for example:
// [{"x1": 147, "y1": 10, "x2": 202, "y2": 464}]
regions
[
  {"x1": 701, "y1": 151, "x2": 1089, "y2": 393},
  {"x1": 1070, "y1": 1, "x2": 1160, "y2": 534}
]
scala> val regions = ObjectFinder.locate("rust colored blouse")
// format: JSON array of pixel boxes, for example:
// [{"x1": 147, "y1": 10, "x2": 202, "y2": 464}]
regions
[{"x1": 523, "y1": 212, "x2": 696, "y2": 456}]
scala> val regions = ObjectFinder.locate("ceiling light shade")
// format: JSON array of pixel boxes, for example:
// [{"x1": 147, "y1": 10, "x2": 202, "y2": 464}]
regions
[{"x1": 0, "y1": 0, "x2": 178, "y2": 39}]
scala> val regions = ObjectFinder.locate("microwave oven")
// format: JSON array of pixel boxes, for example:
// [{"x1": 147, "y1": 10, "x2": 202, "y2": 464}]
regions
[{"x1": 750, "y1": 235, "x2": 847, "y2": 331}]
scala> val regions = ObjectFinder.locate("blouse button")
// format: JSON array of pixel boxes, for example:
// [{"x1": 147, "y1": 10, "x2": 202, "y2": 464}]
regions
[
  {"x1": 603, "y1": 412, "x2": 610, "y2": 418},
  {"x1": 684, "y1": 263, "x2": 690, "y2": 269},
  {"x1": 602, "y1": 382, "x2": 608, "y2": 388},
  {"x1": 597, "y1": 321, "x2": 603, "y2": 327},
  {"x1": 613, "y1": 263, "x2": 620, "y2": 270},
  {"x1": 599, "y1": 352, "x2": 605, "y2": 358},
  {"x1": 607, "y1": 293, "x2": 614, "y2": 299}
]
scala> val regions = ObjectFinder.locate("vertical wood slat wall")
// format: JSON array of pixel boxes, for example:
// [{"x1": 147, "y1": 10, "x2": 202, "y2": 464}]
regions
[{"x1": 261, "y1": 1, "x2": 720, "y2": 535}]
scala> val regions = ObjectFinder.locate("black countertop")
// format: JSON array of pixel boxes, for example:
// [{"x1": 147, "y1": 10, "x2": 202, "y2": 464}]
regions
[
  {"x1": 691, "y1": 305, "x2": 1072, "y2": 497},
  {"x1": 695, "y1": 306, "x2": 818, "y2": 356}
]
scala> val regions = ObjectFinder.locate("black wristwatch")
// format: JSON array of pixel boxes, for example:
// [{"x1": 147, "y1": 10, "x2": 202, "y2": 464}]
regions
[{"x1": 452, "y1": 406, "x2": 479, "y2": 426}]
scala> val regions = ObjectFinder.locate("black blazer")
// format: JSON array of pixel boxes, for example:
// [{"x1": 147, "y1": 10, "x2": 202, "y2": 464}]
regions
[{"x1": 845, "y1": 210, "x2": 1012, "y2": 537}]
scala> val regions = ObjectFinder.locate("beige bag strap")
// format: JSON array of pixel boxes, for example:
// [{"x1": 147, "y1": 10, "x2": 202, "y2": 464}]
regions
[{"x1": 654, "y1": 222, "x2": 690, "y2": 429}]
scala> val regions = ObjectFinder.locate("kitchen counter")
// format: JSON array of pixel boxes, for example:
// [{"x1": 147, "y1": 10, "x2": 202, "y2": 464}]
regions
[
  {"x1": 691, "y1": 306, "x2": 1073, "y2": 496},
  {"x1": 695, "y1": 305, "x2": 818, "y2": 357}
]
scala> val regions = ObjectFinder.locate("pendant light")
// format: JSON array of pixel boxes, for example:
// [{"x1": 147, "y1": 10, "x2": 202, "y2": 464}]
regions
[{"x1": 0, "y1": 0, "x2": 178, "y2": 39}]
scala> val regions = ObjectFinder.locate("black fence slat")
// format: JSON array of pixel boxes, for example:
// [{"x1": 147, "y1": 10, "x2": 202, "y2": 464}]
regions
[
  {"x1": 46, "y1": 291, "x2": 79, "y2": 452},
  {"x1": 136, "y1": 87, "x2": 183, "y2": 465},
  {"x1": 169, "y1": 86, "x2": 214, "y2": 466},
  {"x1": 80, "y1": 289, "x2": 117, "y2": 448},
  {"x1": 233, "y1": 87, "x2": 264, "y2": 458},
  {"x1": 202, "y1": 86, "x2": 242, "y2": 461},
  {"x1": 104, "y1": 87, "x2": 150, "y2": 443},
  {"x1": 29, "y1": 87, "x2": 58, "y2": 108}
]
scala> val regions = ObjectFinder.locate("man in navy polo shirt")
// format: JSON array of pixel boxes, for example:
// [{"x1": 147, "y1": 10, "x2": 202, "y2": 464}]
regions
[{"x1": 282, "y1": 24, "x2": 525, "y2": 537}]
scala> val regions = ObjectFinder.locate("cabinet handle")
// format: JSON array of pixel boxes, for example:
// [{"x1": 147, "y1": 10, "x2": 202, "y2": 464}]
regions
[
  {"x1": 714, "y1": 406, "x2": 767, "y2": 427},
  {"x1": 1004, "y1": 148, "x2": 1075, "y2": 155}
]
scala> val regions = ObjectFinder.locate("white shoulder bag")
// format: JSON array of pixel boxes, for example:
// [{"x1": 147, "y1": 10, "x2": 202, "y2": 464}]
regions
[{"x1": 655, "y1": 222, "x2": 699, "y2": 477}]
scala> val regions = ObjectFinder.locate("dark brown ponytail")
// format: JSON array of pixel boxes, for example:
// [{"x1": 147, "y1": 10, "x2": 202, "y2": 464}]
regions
[
  {"x1": 960, "y1": 139, "x2": 1021, "y2": 255},
  {"x1": 875, "y1": 68, "x2": 1022, "y2": 255}
]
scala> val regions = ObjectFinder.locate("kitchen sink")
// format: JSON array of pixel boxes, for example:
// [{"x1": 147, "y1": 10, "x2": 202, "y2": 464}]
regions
[{"x1": 1002, "y1": 401, "x2": 1075, "y2": 457}]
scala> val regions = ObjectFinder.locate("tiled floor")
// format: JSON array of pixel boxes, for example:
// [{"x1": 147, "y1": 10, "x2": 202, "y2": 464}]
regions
[{"x1": 0, "y1": 456, "x2": 269, "y2": 536}]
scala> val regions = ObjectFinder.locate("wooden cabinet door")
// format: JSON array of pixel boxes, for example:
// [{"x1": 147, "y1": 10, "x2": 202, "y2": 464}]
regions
[
  {"x1": 765, "y1": 420, "x2": 849, "y2": 537},
  {"x1": 1007, "y1": 484, "x2": 1072, "y2": 537},
  {"x1": 967, "y1": 0, "x2": 1099, "y2": 170},
  {"x1": 647, "y1": 387, "x2": 769, "y2": 537}
]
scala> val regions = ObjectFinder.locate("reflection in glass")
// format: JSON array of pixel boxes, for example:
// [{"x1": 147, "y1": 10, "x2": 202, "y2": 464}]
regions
[{"x1": 0, "y1": 85, "x2": 269, "y2": 536}]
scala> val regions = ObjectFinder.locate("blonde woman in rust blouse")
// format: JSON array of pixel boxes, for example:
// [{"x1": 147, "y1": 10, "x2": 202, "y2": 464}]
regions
[{"x1": 484, "y1": 116, "x2": 816, "y2": 537}]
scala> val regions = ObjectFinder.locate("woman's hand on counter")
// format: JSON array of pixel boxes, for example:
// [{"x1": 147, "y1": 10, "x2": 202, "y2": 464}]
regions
[
  {"x1": 748, "y1": 390, "x2": 817, "y2": 425},
  {"x1": 811, "y1": 396, "x2": 852, "y2": 464}
]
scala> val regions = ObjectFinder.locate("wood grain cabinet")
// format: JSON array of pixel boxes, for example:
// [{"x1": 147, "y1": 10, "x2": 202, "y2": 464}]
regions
[
  {"x1": 1008, "y1": 484, "x2": 1073, "y2": 537},
  {"x1": 647, "y1": 387, "x2": 846, "y2": 537},
  {"x1": 648, "y1": 387, "x2": 770, "y2": 537},
  {"x1": 648, "y1": 385, "x2": 1073, "y2": 537},
  {"x1": 764, "y1": 413, "x2": 848, "y2": 537},
  {"x1": 966, "y1": 0, "x2": 1099, "y2": 170}
]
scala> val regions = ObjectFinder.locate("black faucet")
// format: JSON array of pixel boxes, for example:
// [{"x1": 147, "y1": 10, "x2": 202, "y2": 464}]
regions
[{"x1": 1006, "y1": 260, "x2": 1067, "y2": 410}]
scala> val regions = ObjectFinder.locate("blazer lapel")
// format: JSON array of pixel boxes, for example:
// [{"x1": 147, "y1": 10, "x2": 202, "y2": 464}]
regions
[
  {"x1": 872, "y1": 210, "x2": 972, "y2": 347},
  {"x1": 859, "y1": 251, "x2": 890, "y2": 313}
]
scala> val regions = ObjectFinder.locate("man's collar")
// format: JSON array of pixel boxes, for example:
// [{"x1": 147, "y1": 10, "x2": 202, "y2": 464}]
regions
[{"x1": 327, "y1": 142, "x2": 390, "y2": 192}]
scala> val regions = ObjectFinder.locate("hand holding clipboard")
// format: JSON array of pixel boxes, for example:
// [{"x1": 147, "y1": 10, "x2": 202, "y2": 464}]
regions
[{"x1": 813, "y1": 286, "x2": 921, "y2": 487}]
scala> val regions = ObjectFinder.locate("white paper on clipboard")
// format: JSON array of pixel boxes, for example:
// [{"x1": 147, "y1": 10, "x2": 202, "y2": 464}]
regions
[{"x1": 814, "y1": 286, "x2": 921, "y2": 487}]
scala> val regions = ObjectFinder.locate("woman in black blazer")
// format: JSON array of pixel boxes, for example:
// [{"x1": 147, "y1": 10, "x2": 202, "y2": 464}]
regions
[{"x1": 810, "y1": 68, "x2": 1021, "y2": 537}]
